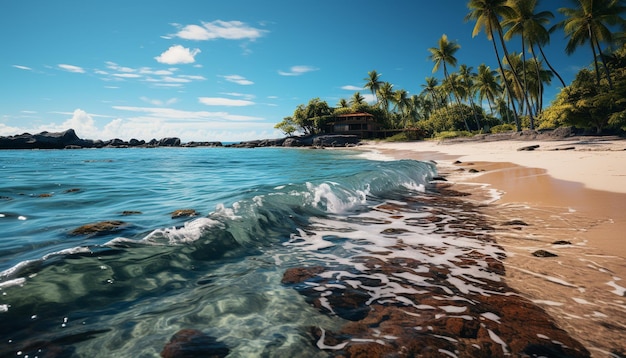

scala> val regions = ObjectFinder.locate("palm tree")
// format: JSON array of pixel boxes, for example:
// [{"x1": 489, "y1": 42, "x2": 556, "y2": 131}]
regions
[
  {"x1": 474, "y1": 63, "x2": 501, "y2": 114},
  {"x1": 349, "y1": 92, "x2": 366, "y2": 107},
  {"x1": 376, "y1": 82, "x2": 395, "y2": 115},
  {"x1": 364, "y1": 70, "x2": 383, "y2": 104},
  {"x1": 337, "y1": 98, "x2": 349, "y2": 108},
  {"x1": 392, "y1": 89, "x2": 410, "y2": 116},
  {"x1": 421, "y1": 77, "x2": 444, "y2": 111},
  {"x1": 458, "y1": 64, "x2": 482, "y2": 129},
  {"x1": 466, "y1": 0, "x2": 522, "y2": 131},
  {"x1": 558, "y1": 0, "x2": 626, "y2": 89},
  {"x1": 503, "y1": 0, "x2": 567, "y2": 88},
  {"x1": 428, "y1": 34, "x2": 470, "y2": 131}
]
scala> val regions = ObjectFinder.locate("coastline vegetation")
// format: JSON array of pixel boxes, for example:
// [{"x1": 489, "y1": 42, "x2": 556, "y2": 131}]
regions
[{"x1": 275, "y1": 0, "x2": 626, "y2": 139}]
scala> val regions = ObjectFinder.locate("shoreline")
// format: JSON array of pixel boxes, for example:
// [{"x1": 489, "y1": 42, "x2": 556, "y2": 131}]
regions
[{"x1": 356, "y1": 138, "x2": 626, "y2": 356}]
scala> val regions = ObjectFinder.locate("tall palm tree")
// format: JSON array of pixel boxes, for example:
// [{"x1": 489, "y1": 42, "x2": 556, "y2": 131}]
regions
[
  {"x1": 364, "y1": 70, "x2": 383, "y2": 104},
  {"x1": 558, "y1": 0, "x2": 626, "y2": 89},
  {"x1": 428, "y1": 34, "x2": 470, "y2": 131},
  {"x1": 466, "y1": 0, "x2": 522, "y2": 131},
  {"x1": 337, "y1": 98, "x2": 349, "y2": 108},
  {"x1": 474, "y1": 63, "x2": 501, "y2": 114}
]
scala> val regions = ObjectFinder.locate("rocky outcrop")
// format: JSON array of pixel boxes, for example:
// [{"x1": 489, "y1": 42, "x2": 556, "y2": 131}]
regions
[
  {"x1": 0, "y1": 129, "x2": 213, "y2": 150},
  {"x1": 161, "y1": 329, "x2": 229, "y2": 358}
]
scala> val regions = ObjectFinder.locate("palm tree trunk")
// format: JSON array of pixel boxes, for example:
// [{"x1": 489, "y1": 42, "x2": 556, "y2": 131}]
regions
[
  {"x1": 593, "y1": 33, "x2": 614, "y2": 89},
  {"x1": 538, "y1": 45, "x2": 566, "y2": 88},
  {"x1": 498, "y1": 25, "x2": 535, "y2": 130},
  {"x1": 529, "y1": 43, "x2": 544, "y2": 115},
  {"x1": 490, "y1": 28, "x2": 521, "y2": 131}
]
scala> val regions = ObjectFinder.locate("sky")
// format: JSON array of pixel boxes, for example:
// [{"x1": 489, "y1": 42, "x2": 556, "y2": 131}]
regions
[{"x1": 1, "y1": 0, "x2": 592, "y2": 142}]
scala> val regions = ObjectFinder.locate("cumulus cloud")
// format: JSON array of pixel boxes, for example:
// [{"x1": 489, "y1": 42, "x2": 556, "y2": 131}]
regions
[
  {"x1": 221, "y1": 74, "x2": 254, "y2": 85},
  {"x1": 278, "y1": 65, "x2": 318, "y2": 76},
  {"x1": 172, "y1": 20, "x2": 266, "y2": 41},
  {"x1": 198, "y1": 97, "x2": 255, "y2": 106},
  {"x1": 58, "y1": 64, "x2": 85, "y2": 73},
  {"x1": 155, "y1": 45, "x2": 201, "y2": 65},
  {"x1": 341, "y1": 85, "x2": 364, "y2": 91}
]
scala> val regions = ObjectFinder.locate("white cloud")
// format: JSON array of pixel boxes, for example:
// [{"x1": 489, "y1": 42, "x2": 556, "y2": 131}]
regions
[
  {"x1": 221, "y1": 74, "x2": 254, "y2": 85},
  {"x1": 155, "y1": 45, "x2": 201, "y2": 65},
  {"x1": 278, "y1": 65, "x2": 318, "y2": 76},
  {"x1": 140, "y1": 97, "x2": 178, "y2": 106},
  {"x1": 113, "y1": 105, "x2": 262, "y2": 121},
  {"x1": 341, "y1": 85, "x2": 364, "y2": 91},
  {"x1": 112, "y1": 73, "x2": 142, "y2": 78},
  {"x1": 58, "y1": 64, "x2": 85, "y2": 73},
  {"x1": 13, "y1": 65, "x2": 32, "y2": 71},
  {"x1": 198, "y1": 97, "x2": 255, "y2": 106},
  {"x1": 220, "y1": 92, "x2": 255, "y2": 100},
  {"x1": 172, "y1": 20, "x2": 266, "y2": 41}
]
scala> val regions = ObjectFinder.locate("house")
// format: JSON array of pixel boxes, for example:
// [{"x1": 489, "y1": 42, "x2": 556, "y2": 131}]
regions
[{"x1": 325, "y1": 112, "x2": 380, "y2": 138}]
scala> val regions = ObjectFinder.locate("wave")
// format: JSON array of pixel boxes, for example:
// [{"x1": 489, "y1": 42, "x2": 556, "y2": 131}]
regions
[{"x1": 0, "y1": 159, "x2": 435, "y2": 279}]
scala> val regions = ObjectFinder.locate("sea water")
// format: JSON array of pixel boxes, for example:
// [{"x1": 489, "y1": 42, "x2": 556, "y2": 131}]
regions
[{"x1": 0, "y1": 147, "x2": 442, "y2": 356}]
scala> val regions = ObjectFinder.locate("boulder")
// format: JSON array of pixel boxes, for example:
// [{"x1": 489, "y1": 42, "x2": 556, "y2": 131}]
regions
[
  {"x1": 159, "y1": 137, "x2": 181, "y2": 147},
  {"x1": 69, "y1": 220, "x2": 128, "y2": 236}
]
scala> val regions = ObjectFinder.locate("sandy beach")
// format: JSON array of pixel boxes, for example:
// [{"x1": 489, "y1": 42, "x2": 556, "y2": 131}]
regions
[{"x1": 359, "y1": 137, "x2": 626, "y2": 357}]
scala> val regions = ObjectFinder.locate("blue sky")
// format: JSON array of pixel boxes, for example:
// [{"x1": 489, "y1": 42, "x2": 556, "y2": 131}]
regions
[{"x1": 1, "y1": 0, "x2": 590, "y2": 142}]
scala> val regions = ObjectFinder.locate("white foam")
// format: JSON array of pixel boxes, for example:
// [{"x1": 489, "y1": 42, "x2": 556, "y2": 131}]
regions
[
  {"x1": 488, "y1": 329, "x2": 510, "y2": 355},
  {"x1": 607, "y1": 281, "x2": 626, "y2": 296},
  {"x1": 316, "y1": 328, "x2": 348, "y2": 350}
]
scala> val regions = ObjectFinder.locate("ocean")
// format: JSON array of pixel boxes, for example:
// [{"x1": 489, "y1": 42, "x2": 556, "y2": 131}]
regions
[{"x1": 0, "y1": 147, "x2": 590, "y2": 357}]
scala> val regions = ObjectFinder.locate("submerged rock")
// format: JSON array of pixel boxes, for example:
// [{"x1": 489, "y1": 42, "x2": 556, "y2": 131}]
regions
[
  {"x1": 69, "y1": 220, "x2": 128, "y2": 235},
  {"x1": 161, "y1": 329, "x2": 229, "y2": 358},
  {"x1": 171, "y1": 209, "x2": 198, "y2": 219}
]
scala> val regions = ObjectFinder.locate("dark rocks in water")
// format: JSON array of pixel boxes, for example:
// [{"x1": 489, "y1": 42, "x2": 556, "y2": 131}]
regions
[
  {"x1": 171, "y1": 209, "x2": 198, "y2": 219},
  {"x1": 532, "y1": 249, "x2": 558, "y2": 257},
  {"x1": 121, "y1": 210, "x2": 142, "y2": 216},
  {"x1": 63, "y1": 188, "x2": 81, "y2": 194},
  {"x1": 37, "y1": 193, "x2": 53, "y2": 198},
  {"x1": 158, "y1": 137, "x2": 181, "y2": 147},
  {"x1": 69, "y1": 220, "x2": 128, "y2": 236},
  {"x1": 453, "y1": 160, "x2": 463, "y2": 164},
  {"x1": 311, "y1": 134, "x2": 360, "y2": 147},
  {"x1": 431, "y1": 176, "x2": 448, "y2": 181},
  {"x1": 552, "y1": 240, "x2": 572, "y2": 245},
  {"x1": 517, "y1": 144, "x2": 540, "y2": 151},
  {"x1": 161, "y1": 329, "x2": 229, "y2": 358},
  {"x1": 468, "y1": 168, "x2": 480, "y2": 173},
  {"x1": 182, "y1": 141, "x2": 223, "y2": 147}
]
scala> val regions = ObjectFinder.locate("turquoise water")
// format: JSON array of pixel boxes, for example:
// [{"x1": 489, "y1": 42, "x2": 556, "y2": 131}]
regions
[{"x1": 0, "y1": 147, "x2": 438, "y2": 356}]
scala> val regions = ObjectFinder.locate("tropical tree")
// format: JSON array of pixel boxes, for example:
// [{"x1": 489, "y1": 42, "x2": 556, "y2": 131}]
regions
[
  {"x1": 392, "y1": 89, "x2": 410, "y2": 115},
  {"x1": 337, "y1": 98, "x2": 349, "y2": 108},
  {"x1": 558, "y1": 0, "x2": 626, "y2": 89},
  {"x1": 466, "y1": 0, "x2": 522, "y2": 130},
  {"x1": 350, "y1": 92, "x2": 366, "y2": 107},
  {"x1": 474, "y1": 63, "x2": 502, "y2": 113},
  {"x1": 421, "y1": 77, "x2": 445, "y2": 111},
  {"x1": 428, "y1": 34, "x2": 470, "y2": 130},
  {"x1": 458, "y1": 64, "x2": 482, "y2": 128},
  {"x1": 364, "y1": 70, "x2": 383, "y2": 104},
  {"x1": 376, "y1": 82, "x2": 395, "y2": 114}
]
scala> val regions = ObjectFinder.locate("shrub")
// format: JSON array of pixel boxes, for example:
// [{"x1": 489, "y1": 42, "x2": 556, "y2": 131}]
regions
[{"x1": 490, "y1": 123, "x2": 516, "y2": 133}]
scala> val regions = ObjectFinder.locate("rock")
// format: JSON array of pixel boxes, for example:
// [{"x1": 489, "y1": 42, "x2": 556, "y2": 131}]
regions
[
  {"x1": 468, "y1": 168, "x2": 480, "y2": 173},
  {"x1": 159, "y1": 137, "x2": 181, "y2": 147},
  {"x1": 453, "y1": 160, "x2": 463, "y2": 164},
  {"x1": 161, "y1": 329, "x2": 229, "y2": 358},
  {"x1": 171, "y1": 209, "x2": 198, "y2": 219},
  {"x1": 122, "y1": 210, "x2": 142, "y2": 216},
  {"x1": 552, "y1": 240, "x2": 572, "y2": 245},
  {"x1": 431, "y1": 176, "x2": 447, "y2": 181},
  {"x1": 70, "y1": 220, "x2": 128, "y2": 235},
  {"x1": 517, "y1": 144, "x2": 540, "y2": 151},
  {"x1": 502, "y1": 219, "x2": 529, "y2": 226},
  {"x1": 312, "y1": 135, "x2": 360, "y2": 147},
  {"x1": 63, "y1": 188, "x2": 81, "y2": 193},
  {"x1": 282, "y1": 137, "x2": 304, "y2": 147},
  {"x1": 532, "y1": 250, "x2": 558, "y2": 257}
]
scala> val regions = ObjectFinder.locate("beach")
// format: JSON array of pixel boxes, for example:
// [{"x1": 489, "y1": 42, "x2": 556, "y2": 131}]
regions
[{"x1": 358, "y1": 137, "x2": 626, "y2": 356}]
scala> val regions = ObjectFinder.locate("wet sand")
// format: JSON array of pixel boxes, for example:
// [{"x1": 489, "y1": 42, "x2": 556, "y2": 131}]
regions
[{"x1": 358, "y1": 138, "x2": 626, "y2": 357}]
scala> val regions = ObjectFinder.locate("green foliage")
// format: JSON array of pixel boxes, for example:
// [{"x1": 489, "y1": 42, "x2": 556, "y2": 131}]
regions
[
  {"x1": 274, "y1": 117, "x2": 297, "y2": 136},
  {"x1": 490, "y1": 123, "x2": 516, "y2": 133},
  {"x1": 384, "y1": 132, "x2": 412, "y2": 142},
  {"x1": 415, "y1": 103, "x2": 489, "y2": 137},
  {"x1": 433, "y1": 131, "x2": 473, "y2": 140},
  {"x1": 542, "y1": 48, "x2": 626, "y2": 133}
]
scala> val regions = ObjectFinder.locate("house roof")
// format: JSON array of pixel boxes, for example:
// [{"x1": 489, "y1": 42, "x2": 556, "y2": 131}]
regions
[{"x1": 336, "y1": 112, "x2": 374, "y2": 118}]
